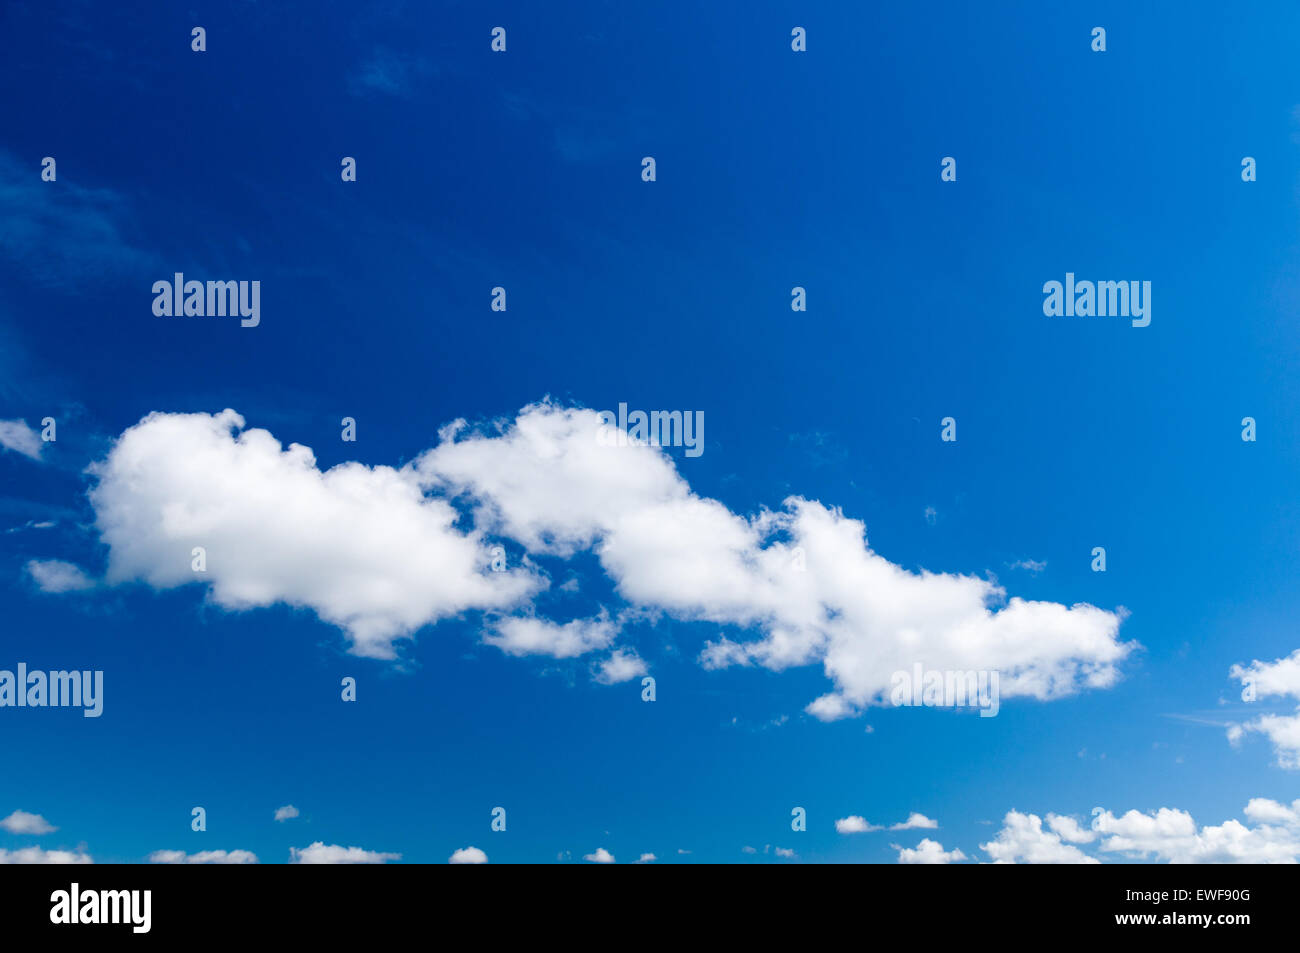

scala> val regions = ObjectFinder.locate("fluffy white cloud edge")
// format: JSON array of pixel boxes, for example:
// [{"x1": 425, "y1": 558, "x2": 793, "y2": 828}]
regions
[
  {"x1": 0, "y1": 810, "x2": 57, "y2": 835},
  {"x1": 449, "y1": 846, "x2": 487, "y2": 864},
  {"x1": 148, "y1": 849, "x2": 258, "y2": 864},
  {"x1": 0, "y1": 419, "x2": 42, "y2": 460},
  {"x1": 25, "y1": 559, "x2": 96, "y2": 593},
  {"x1": 1229, "y1": 649, "x2": 1300, "y2": 769},
  {"x1": 979, "y1": 798, "x2": 1300, "y2": 864},
  {"x1": 49, "y1": 401, "x2": 1132, "y2": 717},
  {"x1": 896, "y1": 838, "x2": 967, "y2": 864},
  {"x1": 0, "y1": 847, "x2": 91, "y2": 864},
  {"x1": 289, "y1": 842, "x2": 400, "y2": 864}
]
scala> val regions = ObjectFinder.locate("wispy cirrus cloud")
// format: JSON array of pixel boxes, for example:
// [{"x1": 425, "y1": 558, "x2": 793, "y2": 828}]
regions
[
  {"x1": 0, "y1": 419, "x2": 42, "y2": 460},
  {"x1": 25, "y1": 559, "x2": 97, "y2": 593},
  {"x1": 347, "y1": 47, "x2": 433, "y2": 98},
  {"x1": 0, "y1": 150, "x2": 155, "y2": 289},
  {"x1": 1008, "y1": 558, "x2": 1046, "y2": 575}
]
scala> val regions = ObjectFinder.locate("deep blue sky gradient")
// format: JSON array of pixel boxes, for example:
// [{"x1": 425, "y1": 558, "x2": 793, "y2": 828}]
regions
[{"x1": 1, "y1": 1, "x2": 1298, "y2": 862}]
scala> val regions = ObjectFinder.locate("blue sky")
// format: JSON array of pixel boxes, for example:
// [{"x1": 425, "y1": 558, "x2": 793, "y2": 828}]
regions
[{"x1": 2, "y1": 1, "x2": 1300, "y2": 864}]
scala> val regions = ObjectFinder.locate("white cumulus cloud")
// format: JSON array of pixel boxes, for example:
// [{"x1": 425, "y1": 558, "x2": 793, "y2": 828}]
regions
[
  {"x1": 69, "y1": 402, "x2": 1131, "y2": 712},
  {"x1": 1229, "y1": 649, "x2": 1300, "y2": 768},
  {"x1": 835, "y1": 812, "x2": 935, "y2": 833},
  {"x1": 1091, "y1": 803, "x2": 1300, "y2": 863},
  {"x1": 449, "y1": 846, "x2": 487, "y2": 864},
  {"x1": 148, "y1": 849, "x2": 258, "y2": 864},
  {"x1": 416, "y1": 404, "x2": 1131, "y2": 716},
  {"x1": 485, "y1": 614, "x2": 616, "y2": 659},
  {"x1": 896, "y1": 838, "x2": 967, "y2": 864},
  {"x1": 1046, "y1": 813, "x2": 1095, "y2": 844},
  {"x1": 594, "y1": 648, "x2": 648, "y2": 684},
  {"x1": 0, "y1": 810, "x2": 57, "y2": 835},
  {"x1": 980, "y1": 799, "x2": 1300, "y2": 864},
  {"x1": 86, "y1": 409, "x2": 541, "y2": 659},
  {"x1": 289, "y1": 842, "x2": 400, "y2": 864},
  {"x1": 982, "y1": 811, "x2": 1100, "y2": 864},
  {"x1": 0, "y1": 847, "x2": 91, "y2": 864}
]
